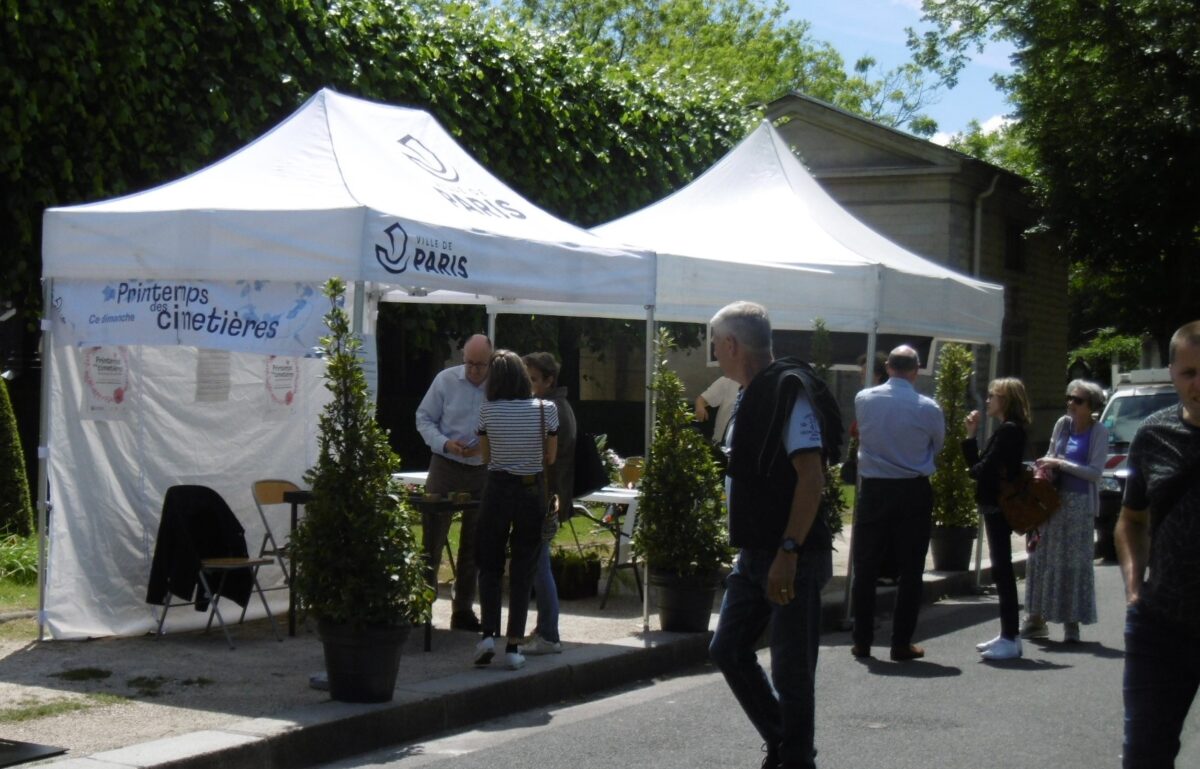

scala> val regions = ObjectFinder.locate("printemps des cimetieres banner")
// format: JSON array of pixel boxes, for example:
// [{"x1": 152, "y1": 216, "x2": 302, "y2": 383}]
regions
[{"x1": 50, "y1": 280, "x2": 327, "y2": 357}]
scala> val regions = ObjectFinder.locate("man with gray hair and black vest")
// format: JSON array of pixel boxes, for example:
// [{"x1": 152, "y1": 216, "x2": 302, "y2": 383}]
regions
[
  {"x1": 707, "y1": 301, "x2": 843, "y2": 769},
  {"x1": 850, "y1": 345, "x2": 944, "y2": 662}
]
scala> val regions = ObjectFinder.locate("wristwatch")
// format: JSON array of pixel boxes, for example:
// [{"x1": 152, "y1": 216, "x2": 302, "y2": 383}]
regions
[{"x1": 779, "y1": 537, "x2": 800, "y2": 554}]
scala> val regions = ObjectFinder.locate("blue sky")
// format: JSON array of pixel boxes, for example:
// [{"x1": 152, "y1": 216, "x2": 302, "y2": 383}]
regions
[{"x1": 788, "y1": 0, "x2": 1016, "y2": 142}]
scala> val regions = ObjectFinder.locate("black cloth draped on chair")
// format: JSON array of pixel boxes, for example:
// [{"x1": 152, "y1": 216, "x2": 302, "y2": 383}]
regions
[{"x1": 146, "y1": 485, "x2": 253, "y2": 610}]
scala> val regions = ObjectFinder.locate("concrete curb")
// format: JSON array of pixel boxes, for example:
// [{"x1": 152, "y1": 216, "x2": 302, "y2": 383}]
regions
[
  {"x1": 46, "y1": 557, "x2": 1018, "y2": 769},
  {"x1": 47, "y1": 631, "x2": 713, "y2": 769}
]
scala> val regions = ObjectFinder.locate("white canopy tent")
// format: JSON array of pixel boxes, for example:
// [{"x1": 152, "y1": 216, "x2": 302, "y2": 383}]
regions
[
  {"x1": 430, "y1": 121, "x2": 1004, "y2": 350},
  {"x1": 393, "y1": 121, "x2": 1009, "y2": 619},
  {"x1": 38, "y1": 88, "x2": 655, "y2": 639}
]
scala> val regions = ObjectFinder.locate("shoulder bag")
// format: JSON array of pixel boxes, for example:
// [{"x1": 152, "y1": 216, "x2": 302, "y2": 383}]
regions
[{"x1": 999, "y1": 464, "x2": 1061, "y2": 534}]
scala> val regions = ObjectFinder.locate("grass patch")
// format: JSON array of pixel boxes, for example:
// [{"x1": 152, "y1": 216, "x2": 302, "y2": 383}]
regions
[
  {"x1": 0, "y1": 577, "x2": 37, "y2": 613},
  {"x1": 49, "y1": 667, "x2": 112, "y2": 682},
  {"x1": 0, "y1": 616, "x2": 36, "y2": 641},
  {"x1": 0, "y1": 693, "x2": 125, "y2": 723},
  {"x1": 0, "y1": 535, "x2": 37, "y2": 585},
  {"x1": 127, "y1": 675, "x2": 168, "y2": 697},
  {"x1": 422, "y1": 515, "x2": 614, "y2": 583}
]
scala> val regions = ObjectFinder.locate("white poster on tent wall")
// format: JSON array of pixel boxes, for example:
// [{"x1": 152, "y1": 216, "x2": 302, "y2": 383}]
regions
[
  {"x1": 80, "y1": 345, "x2": 131, "y2": 420},
  {"x1": 195, "y1": 349, "x2": 232, "y2": 402},
  {"x1": 263, "y1": 355, "x2": 299, "y2": 419}
]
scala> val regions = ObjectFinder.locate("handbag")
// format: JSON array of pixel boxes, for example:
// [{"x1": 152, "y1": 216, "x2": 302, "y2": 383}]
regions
[
  {"x1": 572, "y1": 432, "x2": 609, "y2": 498},
  {"x1": 998, "y1": 465, "x2": 1061, "y2": 534}
]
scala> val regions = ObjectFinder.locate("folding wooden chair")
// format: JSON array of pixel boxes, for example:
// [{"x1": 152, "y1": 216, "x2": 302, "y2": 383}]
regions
[{"x1": 251, "y1": 479, "x2": 301, "y2": 588}]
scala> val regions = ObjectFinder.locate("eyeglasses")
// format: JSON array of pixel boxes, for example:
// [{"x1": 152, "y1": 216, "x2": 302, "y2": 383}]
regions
[
  {"x1": 1066, "y1": 395, "x2": 1087, "y2": 406},
  {"x1": 464, "y1": 361, "x2": 488, "y2": 370}
]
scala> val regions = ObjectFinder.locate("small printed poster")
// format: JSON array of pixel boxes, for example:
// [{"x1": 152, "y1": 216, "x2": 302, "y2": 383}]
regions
[
  {"x1": 264, "y1": 355, "x2": 299, "y2": 419},
  {"x1": 81, "y1": 345, "x2": 131, "y2": 421},
  {"x1": 195, "y1": 349, "x2": 232, "y2": 403}
]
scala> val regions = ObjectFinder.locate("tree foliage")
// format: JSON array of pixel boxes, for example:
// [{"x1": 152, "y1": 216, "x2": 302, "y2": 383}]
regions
[
  {"x1": 291, "y1": 279, "x2": 433, "y2": 627},
  {"x1": 945, "y1": 119, "x2": 1038, "y2": 181},
  {"x1": 931, "y1": 343, "x2": 976, "y2": 528},
  {"x1": 633, "y1": 329, "x2": 731, "y2": 575},
  {"x1": 501, "y1": 0, "x2": 947, "y2": 134},
  {"x1": 0, "y1": 377, "x2": 33, "y2": 536},
  {"x1": 1, "y1": 0, "x2": 748, "y2": 323},
  {"x1": 913, "y1": 0, "x2": 1200, "y2": 354},
  {"x1": 1068, "y1": 327, "x2": 1142, "y2": 386},
  {"x1": 0, "y1": 0, "x2": 339, "y2": 317},
  {"x1": 808, "y1": 318, "x2": 845, "y2": 537}
]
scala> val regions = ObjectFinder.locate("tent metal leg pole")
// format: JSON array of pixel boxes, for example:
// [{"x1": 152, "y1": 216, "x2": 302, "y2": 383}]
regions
[
  {"x1": 973, "y1": 346, "x2": 1001, "y2": 589},
  {"x1": 842, "y1": 329, "x2": 878, "y2": 628},
  {"x1": 35, "y1": 279, "x2": 54, "y2": 641},
  {"x1": 642, "y1": 305, "x2": 654, "y2": 634}
]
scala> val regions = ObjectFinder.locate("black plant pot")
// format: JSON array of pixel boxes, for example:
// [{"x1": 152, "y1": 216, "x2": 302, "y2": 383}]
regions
[
  {"x1": 930, "y1": 525, "x2": 977, "y2": 572},
  {"x1": 649, "y1": 568, "x2": 719, "y2": 632},
  {"x1": 318, "y1": 619, "x2": 410, "y2": 703},
  {"x1": 550, "y1": 555, "x2": 601, "y2": 600}
]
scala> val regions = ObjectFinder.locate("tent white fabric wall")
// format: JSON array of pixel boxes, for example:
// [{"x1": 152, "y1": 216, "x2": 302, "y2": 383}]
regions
[{"x1": 39, "y1": 89, "x2": 656, "y2": 639}]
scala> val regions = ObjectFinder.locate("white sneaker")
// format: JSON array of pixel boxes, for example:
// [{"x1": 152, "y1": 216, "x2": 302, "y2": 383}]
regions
[
  {"x1": 976, "y1": 634, "x2": 1003, "y2": 652},
  {"x1": 523, "y1": 634, "x2": 563, "y2": 655},
  {"x1": 980, "y1": 637, "x2": 1023, "y2": 660},
  {"x1": 473, "y1": 636, "x2": 495, "y2": 666},
  {"x1": 505, "y1": 651, "x2": 526, "y2": 670}
]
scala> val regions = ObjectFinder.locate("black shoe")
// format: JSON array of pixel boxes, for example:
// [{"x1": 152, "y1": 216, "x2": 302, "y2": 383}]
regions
[
  {"x1": 450, "y1": 611, "x2": 482, "y2": 632},
  {"x1": 761, "y1": 743, "x2": 779, "y2": 769}
]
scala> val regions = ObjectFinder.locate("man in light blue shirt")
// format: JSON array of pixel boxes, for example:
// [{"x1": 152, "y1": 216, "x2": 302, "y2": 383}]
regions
[
  {"x1": 850, "y1": 345, "x2": 945, "y2": 662},
  {"x1": 415, "y1": 333, "x2": 491, "y2": 631}
]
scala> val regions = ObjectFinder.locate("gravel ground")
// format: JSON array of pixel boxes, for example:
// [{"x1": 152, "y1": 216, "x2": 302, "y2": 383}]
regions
[{"x1": 0, "y1": 584, "x2": 656, "y2": 759}]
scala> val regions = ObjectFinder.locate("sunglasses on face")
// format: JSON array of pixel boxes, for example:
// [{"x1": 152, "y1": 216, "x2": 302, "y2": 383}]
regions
[{"x1": 1066, "y1": 395, "x2": 1087, "y2": 406}]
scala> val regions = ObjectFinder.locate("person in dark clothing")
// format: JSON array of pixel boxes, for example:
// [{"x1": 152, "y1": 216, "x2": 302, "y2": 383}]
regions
[
  {"x1": 707, "y1": 301, "x2": 842, "y2": 769},
  {"x1": 1116, "y1": 319, "x2": 1200, "y2": 769},
  {"x1": 962, "y1": 377, "x2": 1031, "y2": 661}
]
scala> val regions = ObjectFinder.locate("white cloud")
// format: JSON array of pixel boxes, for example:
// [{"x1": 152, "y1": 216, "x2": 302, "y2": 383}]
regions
[
  {"x1": 980, "y1": 114, "x2": 1015, "y2": 134},
  {"x1": 930, "y1": 131, "x2": 954, "y2": 146}
]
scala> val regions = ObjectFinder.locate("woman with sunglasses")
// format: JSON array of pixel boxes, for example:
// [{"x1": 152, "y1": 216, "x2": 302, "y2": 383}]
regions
[
  {"x1": 1023, "y1": 380, "x2": 1108, "y2": 643},
  {"x1": 964, "y1": 377, "x2": 1032, "y2": 660}
]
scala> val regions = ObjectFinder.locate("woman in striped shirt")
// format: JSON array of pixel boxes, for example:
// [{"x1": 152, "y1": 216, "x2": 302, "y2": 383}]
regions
[{"x1": 473, "y1": 350, "x2": 558, "y2": 670}]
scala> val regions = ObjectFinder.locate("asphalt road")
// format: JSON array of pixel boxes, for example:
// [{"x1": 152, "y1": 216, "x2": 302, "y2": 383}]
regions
[{"x1": 324, "y1": 562, "x2": 1199, "y2": 769}]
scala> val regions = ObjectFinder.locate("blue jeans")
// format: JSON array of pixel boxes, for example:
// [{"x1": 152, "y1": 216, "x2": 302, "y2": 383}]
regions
[
  {"x1": 710, "y1": 547, "x2": 833, "y2": 769},
  {"x1": 476, "y1": 472, "x2": 543, "y2": 640},
  {"x1": 531, "y1": 541, "x2": 560, "y2": 643},
  {"x1": 1124, "y1": 603, "x2": 1200, "y2": 768}
]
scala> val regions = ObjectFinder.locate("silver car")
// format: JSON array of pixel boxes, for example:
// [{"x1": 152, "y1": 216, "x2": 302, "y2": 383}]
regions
[{"x1": 1094, "y1": 379, "x2": 1179, "y2": 560}]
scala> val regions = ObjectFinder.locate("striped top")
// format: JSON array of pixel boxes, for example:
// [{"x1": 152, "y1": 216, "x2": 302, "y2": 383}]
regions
[{"x1": 477, "y1": 399, "x2": 559, "y2": 475}]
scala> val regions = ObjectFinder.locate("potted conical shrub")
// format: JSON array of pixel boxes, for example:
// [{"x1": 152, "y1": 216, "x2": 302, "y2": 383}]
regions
[
  {"x1": 633, "y1": 330, "x2": 732, "y2": 631},
  {"x1": 930, "y1": 343, "x2": 978, "y2": 570},
  {"x1": 290, "y1": 279, "x2": 433, "y2": 703}
]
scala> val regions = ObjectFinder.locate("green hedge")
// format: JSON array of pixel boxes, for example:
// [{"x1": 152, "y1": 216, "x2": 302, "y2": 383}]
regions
[{"x1": 1, "y1": 1, "x2": 751, "y2": 317}]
